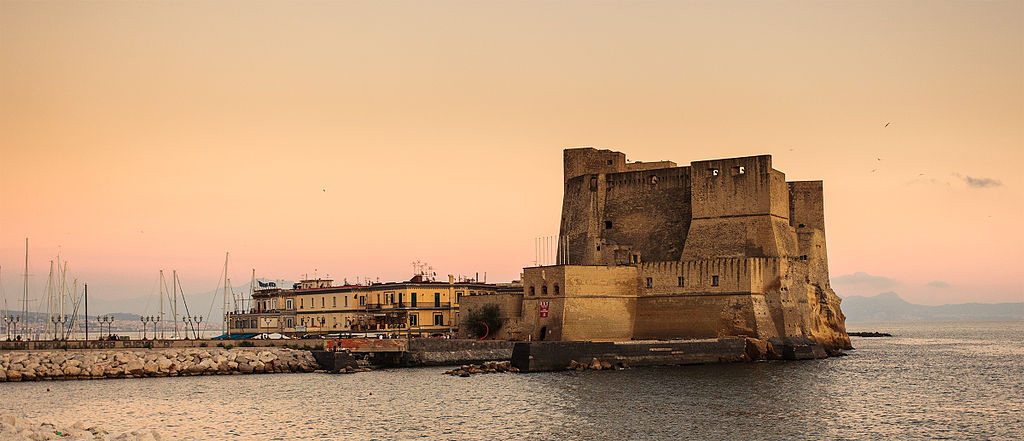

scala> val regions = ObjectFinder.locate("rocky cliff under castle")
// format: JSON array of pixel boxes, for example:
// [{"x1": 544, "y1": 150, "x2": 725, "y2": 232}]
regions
[{"x1": 513, "y1": 147, "x2": 851, "y2": 354}]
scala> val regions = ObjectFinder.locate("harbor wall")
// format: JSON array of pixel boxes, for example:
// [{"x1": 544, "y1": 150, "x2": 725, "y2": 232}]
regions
[
  {"x1": 510, "y1": 336, "x2": 828, "y2": 372},
  {"x1": 0, "y1": 347, "x2": 317, "y2": 382},
  {"x1": 0, "y1": 338, "x2": 327, "y2": 351},
  {"x1": 312, "y1": 339, "x2": 515, "y2": 370},
  {"x1": 402, "y1": 339, "x2": 513, "y2": 366}
]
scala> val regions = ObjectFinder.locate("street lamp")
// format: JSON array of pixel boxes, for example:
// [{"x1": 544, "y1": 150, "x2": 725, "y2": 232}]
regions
[
  {"x1": 144, "y1": 316, "x2": 157, "y2": 340},
  {"x1": 59, "y1": 315, "x2": 69, "y2": 340},
  {"x1": 98, "y1": 316, "x2": 113, "y2": 339},
  {"x1": 182, "y1": 316, "x2": 203, "y2": 339},
  {"x1": 3, "y1": 315, "x2": 11, "y2": 341}
]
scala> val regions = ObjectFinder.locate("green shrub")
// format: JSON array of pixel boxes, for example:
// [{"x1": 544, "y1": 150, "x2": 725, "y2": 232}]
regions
[
  {"x1": 464, "y1": 303, "x2": 502, "y2": 339},
  {"x1": 199, "y1": 342, "x2": 208, "y2": 347},
  {"x1": 239, "y1": 341, "x2": 254, "y2": 347}
]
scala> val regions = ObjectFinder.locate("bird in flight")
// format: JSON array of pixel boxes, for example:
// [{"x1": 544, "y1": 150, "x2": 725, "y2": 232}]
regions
[{"x1": 884, "y1": 122, "x2": 891, "y2": 127}]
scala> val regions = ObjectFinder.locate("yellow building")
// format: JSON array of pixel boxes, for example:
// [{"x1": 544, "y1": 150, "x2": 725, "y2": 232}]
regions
[{"x1": 228, "y1": 275, "x2": 499, "y2": 338}]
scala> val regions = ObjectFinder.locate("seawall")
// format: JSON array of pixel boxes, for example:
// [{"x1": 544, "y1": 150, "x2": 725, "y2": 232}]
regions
[
  {"x1": 0, "y1": 347, "x2": 317, "y2": 382},
  {"x1": 312, "y1": 339, "x2": 516, "y2": 371},
  {"x1": 402, "y1": 339, "x2": 514, "y2": 366},
  {"x1": 511, "y1": 336, "x2": 829, "y2": 372}
]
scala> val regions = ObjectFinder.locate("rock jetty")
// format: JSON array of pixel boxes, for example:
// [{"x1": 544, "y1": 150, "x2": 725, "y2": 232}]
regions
[
  {"x1": 1, "y1": 414, "x2": 161, "y2": 440},
  {"x1": 444, "y1": 361, "x2": 518, "y2": 376},
  {"x1": 567, "y1": 358, "x2": 627, "y2": 371},
  {"x1": 0, "y1": 347, "x2": 317, "y2": 382}
]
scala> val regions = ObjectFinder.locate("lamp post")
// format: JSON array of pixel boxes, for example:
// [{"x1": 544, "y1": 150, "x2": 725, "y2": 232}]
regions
[
  {"x1": 154, "y1": 316, "x2": 162, "y2": 340},
  {"x1": 59, "y1": 315, "x2": 69, "y2": 340},
  {"x1": 98, "y1": 316, "x2": 113, "y2": 339},
  {"x1": 140, "y1": 316, "x2": 147, "y2": 340},
  {"x1": 194, "y1": 316, "x2": 203, "y2": 340},
  {"x1": 12, "y1": 316, "x2": 20, "y2": 340},
  {"x1": 182, "y1": 316, "x2": 191, "y2": 340},
  {"x1": 3, "y1": 315, "x2": 10, "y2": 341},
  {"x1": 52, "y1": 316, "x2": 60, "y2": 340}
]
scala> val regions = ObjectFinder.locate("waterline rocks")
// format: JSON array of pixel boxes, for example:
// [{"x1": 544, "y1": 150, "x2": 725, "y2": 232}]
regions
[
  {"x1": 444, "y1": 361, "x2": 518, "y2": 376},
  {"x1": 1, "y1": 414, "x2": 161, "y2": 440},
  {"x1": 0, "y1": 347, "x2": 317, "y2": 382},
  {"x1": 567, "y1": 358, "x2": 627, "y2": 371}
]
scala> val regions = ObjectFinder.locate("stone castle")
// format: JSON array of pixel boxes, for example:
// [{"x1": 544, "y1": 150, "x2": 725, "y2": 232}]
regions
[{"x1": 510, "y1": 147, "x2": 851, "y2": 352}]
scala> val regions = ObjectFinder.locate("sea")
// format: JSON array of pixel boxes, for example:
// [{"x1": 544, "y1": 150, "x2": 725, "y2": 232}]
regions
[{"x1": 1, "y1": 321, "x2": 1021, "y2": 440}]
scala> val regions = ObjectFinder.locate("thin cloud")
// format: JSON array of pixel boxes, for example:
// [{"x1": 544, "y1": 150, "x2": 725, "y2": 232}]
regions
[
  {"x1": 905, "y1": 176, "x2": 951, "y2": 187},
  {"x1": 952, "y1": 173, "x2": 1002, "y2": 188},
  {"x1": 926, "y1": 280, "x2": 951, "y2": 288},
  {"x1": 832, "y1": 272, "x2": 899, "y2": 290},
  {"x1": 963, "y1": 176, "x2": 1002, "y2": 188}
]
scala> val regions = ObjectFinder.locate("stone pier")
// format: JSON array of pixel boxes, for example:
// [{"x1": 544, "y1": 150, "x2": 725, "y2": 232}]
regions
[{"x1": 0, "y1": 347, "x2": 317, "y2": 382}]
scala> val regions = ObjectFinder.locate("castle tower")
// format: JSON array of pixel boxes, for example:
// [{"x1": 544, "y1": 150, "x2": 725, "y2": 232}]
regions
[{"x1": 680, "y1": 155, "x2": 798, "y2": 260}]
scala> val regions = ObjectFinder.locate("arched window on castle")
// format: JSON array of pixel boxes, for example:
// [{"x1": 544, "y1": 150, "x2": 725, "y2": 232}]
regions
[
  {"x1": 529, "y1": 286, "x2": 535, "y2": 296},
  {"x1": 553, "y1": 284, "x2": 560, "y2": 295},
  {"x1": 542, "y1": 285, "x2": 548, "y2": 295}
]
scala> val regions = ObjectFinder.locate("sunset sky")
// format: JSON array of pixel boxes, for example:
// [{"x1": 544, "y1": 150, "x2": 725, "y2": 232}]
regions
[{"x1": 1, "y1": 1, "x2": 1021, "y2": 312}]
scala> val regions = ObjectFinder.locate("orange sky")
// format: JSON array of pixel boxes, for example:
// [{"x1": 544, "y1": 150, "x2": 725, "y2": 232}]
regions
[{"x1": 1, "y1": 1, "x2": 1021, "y2": 308}]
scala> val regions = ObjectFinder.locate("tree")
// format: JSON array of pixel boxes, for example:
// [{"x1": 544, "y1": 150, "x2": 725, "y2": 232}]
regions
[{"x1": 464, "y1": 303, "x2": 502, "y2": 339}]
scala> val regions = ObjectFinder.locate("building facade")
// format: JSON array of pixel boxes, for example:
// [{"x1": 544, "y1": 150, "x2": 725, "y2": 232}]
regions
[{"x1": 228, "y1": 275, "x2": 500, "y2": 337}]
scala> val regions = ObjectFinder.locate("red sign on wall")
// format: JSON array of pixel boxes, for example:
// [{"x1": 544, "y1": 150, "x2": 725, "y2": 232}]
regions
[{"x1": 539, "y1": 301, "x2": 549, "y2": 318}]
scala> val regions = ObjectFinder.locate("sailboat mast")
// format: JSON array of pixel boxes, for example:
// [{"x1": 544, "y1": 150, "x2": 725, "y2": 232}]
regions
[
  {"x1": 172, "y1": 270, "x2": 179, "y2": 339},
  {"x1": 60, "y1": 261, "x2": 67, "y2": 329},
  {"x1": 158, "y1": 270, "x2": 165, "y2": 339},
  {"x1": 0, "y1": 265, "x2": 5, "y2": 316},
  {"x1": 223, "y1": 252, "x2": 229, "y2": 338},
  {"x1": 249, "y1": 268, "x2": 255, "y2": 315},
  {"x1": 22, "y1": 238, "x2": 29, "y2": 332},
  {"x1": 46, "y1": 261, "x2": 54, "y2": 337}
]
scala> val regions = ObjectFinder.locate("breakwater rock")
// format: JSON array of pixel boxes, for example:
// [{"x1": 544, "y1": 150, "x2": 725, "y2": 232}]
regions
[
  {"x1": 1, "y1": 414, "x2": 161, "y2": 440},
  {"x1": 444, "y1": 361, "x2": 518, "y2": 376},
  {"x1": 567, "y1": 358, "x2": 628, "y2": 371},
  {"x1": 0, "y1": 347, "x2": 317, "y2": 382},
  {"x1": 848, "y1": 331, "x2": 892, "y2": 337}
]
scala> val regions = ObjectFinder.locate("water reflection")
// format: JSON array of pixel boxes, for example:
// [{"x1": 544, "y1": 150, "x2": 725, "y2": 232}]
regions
[{"x1": 0, "y1": 321, "x2": 1020, "y2": 440}]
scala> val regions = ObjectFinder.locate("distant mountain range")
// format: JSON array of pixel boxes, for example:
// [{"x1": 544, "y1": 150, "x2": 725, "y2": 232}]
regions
[{"x1": 841, "y1": 292, "x2": 1024, "y2": 322}]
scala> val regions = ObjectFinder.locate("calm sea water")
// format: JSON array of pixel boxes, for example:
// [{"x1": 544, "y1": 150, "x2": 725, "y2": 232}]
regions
[{"x1": 1, "y1": 321, "x2": 1021, "y2": 440}]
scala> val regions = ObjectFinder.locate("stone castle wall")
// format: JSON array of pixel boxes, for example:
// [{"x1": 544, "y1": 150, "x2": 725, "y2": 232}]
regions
[{"x1": 515, "y1": 147, "x2": 850, "y2": 352}]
